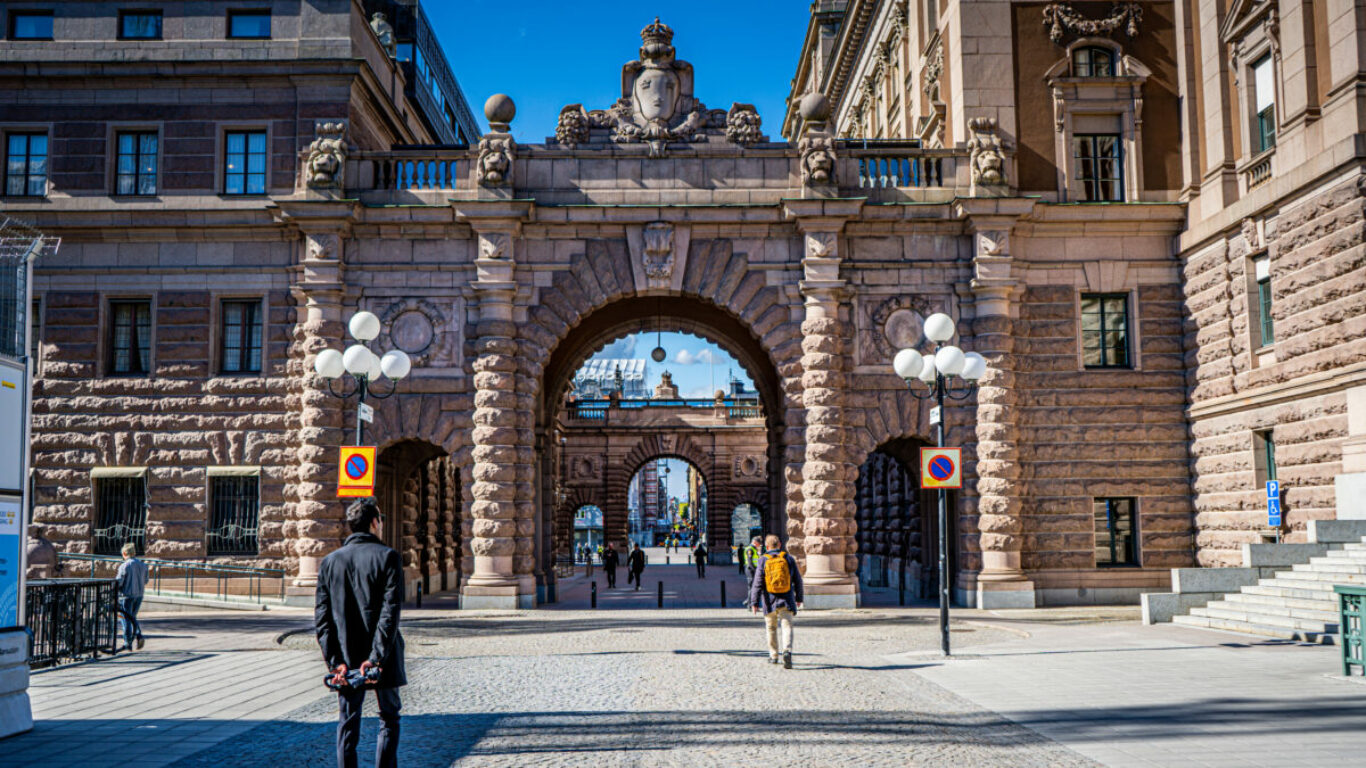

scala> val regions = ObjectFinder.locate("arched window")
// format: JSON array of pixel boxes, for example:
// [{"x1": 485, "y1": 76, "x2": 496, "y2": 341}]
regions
[{"x1": 1072, "y1": 46, "x2": 1116, "y2": 77}]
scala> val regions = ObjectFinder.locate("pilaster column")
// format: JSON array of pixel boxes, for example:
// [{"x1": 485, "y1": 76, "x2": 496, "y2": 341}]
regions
[
  {"x1": 963, "y1": 205, "x2": 1035, "y2": 609},
  {"x1": 463, "y1": 223, "x2": 528, "y2": 608},
  {"x1": 276, "y1": 200, "x2": 354, "y2": 599}
]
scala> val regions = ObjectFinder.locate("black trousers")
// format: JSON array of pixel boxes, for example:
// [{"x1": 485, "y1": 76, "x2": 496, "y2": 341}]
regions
[
  {"x1": 629, "y1": 568, "x2": 643, "y2": 589},
  {"x1": 337, "y1": 686, "x2": 401, "y2": 768},
  {"x1": 605, "y1": 566, "x2": 617, "y2": 587},
  {"x1": 696, "y1": 560, "x2": 706, "y2": 578}
]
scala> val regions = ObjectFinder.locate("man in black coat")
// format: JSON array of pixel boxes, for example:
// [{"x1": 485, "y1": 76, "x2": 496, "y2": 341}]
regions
[
  {"x1": 627, "y1": 543, "x2": 647, "y2": 590},
  {"x1": 602, "y1": 543, "x2": 620, "y2": 588},
  {"x1": 316, "y1": 498, "x2": 406, "y2": 768}
]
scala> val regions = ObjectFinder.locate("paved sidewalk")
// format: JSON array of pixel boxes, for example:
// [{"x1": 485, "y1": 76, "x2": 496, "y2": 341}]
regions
[
  {"x1": 1, "y1": 611, "x2": 327, "y2": 768},
  {"x1": 909, "y1": 615, "x2": 1366, "y2": 768}
]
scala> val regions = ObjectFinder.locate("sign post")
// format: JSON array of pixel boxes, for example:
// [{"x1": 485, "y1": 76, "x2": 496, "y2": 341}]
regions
[
  {"x1": 1266, "y1": 480, "x2": 1282, "y2": 542},
  {"x1": 338, "y1": 446, "x2": 377, "y2": 498}
]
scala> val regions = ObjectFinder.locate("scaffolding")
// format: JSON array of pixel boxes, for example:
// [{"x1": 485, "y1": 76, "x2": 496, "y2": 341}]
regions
[{"x1": 0, "y1": 215, "x2": 58, "y2": 362}]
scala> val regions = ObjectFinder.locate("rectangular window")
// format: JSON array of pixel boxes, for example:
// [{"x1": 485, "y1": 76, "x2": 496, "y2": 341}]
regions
[
  {"x1": 115, "y1": 131, "x2": 158, "y2": 196},
  {"x1": 1094, "y1": 497, "x2": 1138, "y2": 567},
  {"x1": 227, "y1": 10, "x2": 270, "y2": 39},
  {"x1": 5, "y1": 133, "x2": 48, "y2": 197},
  {"x1": 1080, "y1": 293, "x2": 1130, "y2": 368},
  {"x1": 118, "y1": 10, "x2": 162, "y2": 40},
  {"x1": 9, "y1": 11, "x2": 53, "y2": 40},
  {"x1": 108, "y1": 300, "x2": 151, "y2": 375},
  {"x1": 1254, "y1": 256, "x2": 1274, "y2": 346},
  {"x1": 1253, "y1": 55, "x2": 1276, "y2": 153},
  {"x1": 1074, "y1": 134, "x2": 1123, "y2": 201},
  {"x1": 1255, "y1": 430, "x2": 1278, "y2": 485},
  {"x1": 220, "y1": 299, "x2": 262, "y2": 374},
  {"x1": 94, "y1": 476, "x2": 147, "y2": 556},
  {"x1": 207, "y1": 475, "x2": 259, "y2": 555},
  {"x1": 223, "y1": 130, "x2": 266, "y2": 195}
]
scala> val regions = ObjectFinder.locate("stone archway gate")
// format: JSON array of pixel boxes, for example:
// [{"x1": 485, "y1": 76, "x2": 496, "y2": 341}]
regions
[
  {"x1": 273, "y1": 19, "x2": 1187, "y2": 610},
  {"x1": 556, "y1": 398, "x2": 770, "y2": 558}
]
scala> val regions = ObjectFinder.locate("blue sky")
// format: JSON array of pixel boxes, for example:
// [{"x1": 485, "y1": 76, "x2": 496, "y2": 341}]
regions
[
  {"x1": 592, "y1": 331, "x2": 756, "y2": 399},
  {"x1": 429, "y1": 1, "x2": 812, "y2": 143}
]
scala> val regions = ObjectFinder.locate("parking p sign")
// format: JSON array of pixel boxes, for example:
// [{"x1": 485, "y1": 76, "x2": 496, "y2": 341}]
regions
[{"x1": 1266, "y1": 480, "x2": 1281, "y2": 527}]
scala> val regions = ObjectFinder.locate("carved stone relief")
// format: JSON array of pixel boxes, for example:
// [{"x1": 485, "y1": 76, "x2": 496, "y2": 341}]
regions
[
  {"x1": 732, "y1": 455, "x2": 765, "y2": 481},
  {"x1": 642, "y1": 222, "x2": 675, "y2": 288},
  {"x1": 305, "y1": 121, "x2": 347, "y2": 189},
  {"x1": 478, "y1": 232, "x2": 510, "y2": 260},
  {"x1": 967, "y1": 118, "x2": 1008, "y2": 187},
  {"x1": 377, "y1": 297, "x2": 458, "y2": 368},
  {"x1": 476, "y1": 135, "x2": 514, "y2": 186},
  {"x1": 305, "y1": 232, "x2": 339, "y2": 261},
  {"x1": 799, "y1": 133, "x2": 837, "y2": 186},
  {"x1": 725, "y1": 104, "x2": 765, "y2": 146},
  {"x1": 862, "y1": 294, "x2": 940, "y2": 364},
  {"x1": 1042, "y1": 2, "x2": 1143, "y2": 45}
]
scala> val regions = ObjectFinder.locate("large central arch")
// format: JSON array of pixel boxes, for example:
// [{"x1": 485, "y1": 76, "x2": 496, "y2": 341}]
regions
[{"x1": 535, "y1": 290, "x2": 790, "y2": 602}]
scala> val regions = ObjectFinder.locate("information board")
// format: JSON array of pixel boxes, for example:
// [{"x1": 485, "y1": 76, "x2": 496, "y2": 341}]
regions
[
  {"x1": 0, "y1": 359, "x2": 22, "y2": 495},
  {"x1": 0, "y1": 498, "x2": 19, "y2": 629}
]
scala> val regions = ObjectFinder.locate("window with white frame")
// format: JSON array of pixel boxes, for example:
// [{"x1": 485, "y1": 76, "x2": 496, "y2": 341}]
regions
[{"x1": 1252, "y1": 55, "x2": 1276, "y2": 154}]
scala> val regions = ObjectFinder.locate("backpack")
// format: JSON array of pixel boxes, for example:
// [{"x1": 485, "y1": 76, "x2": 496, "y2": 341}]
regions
[{"x1": 764, "y1": 552, "x2": 791, "y2": 594}]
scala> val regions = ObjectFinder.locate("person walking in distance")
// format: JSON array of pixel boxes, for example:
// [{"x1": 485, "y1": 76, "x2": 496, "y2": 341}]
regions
[
  {"x1": 627, "y1": 543, "x2": 647, "y2": 590},
  {"x1": 316, "y1": 498, "x2": 407, "y2": 768},
  {"x1": 742, "y1": 536, "x2": 762, "y2": 607},
  {"x1": 115, "y1": 542, "x2": 148, "y2": 652},
  {"x1": 603, "y1": 543, "x2": 620, "y2": 588},
  {"x1": 693, "y1": 539, "x2": 708, "y2": 579},
  {"x1": 749, "y1": 535, "x2": 803, "y2": 669}
]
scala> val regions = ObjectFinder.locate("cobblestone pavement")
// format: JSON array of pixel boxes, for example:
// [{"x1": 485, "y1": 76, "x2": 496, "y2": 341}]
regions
[{"x1": 167, "y1": 608, "x2": 1098, "y2": 768}]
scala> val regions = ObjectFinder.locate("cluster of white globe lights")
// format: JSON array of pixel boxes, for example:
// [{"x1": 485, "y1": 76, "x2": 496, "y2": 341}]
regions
[
  {"x1": 312, "y1": 311, "x2": 412, "y2": 383},
  {"x1": 311, "y1": 311, "x2": 976, "y2": 387},
  {"x1": 892, "y1": 312, "x2": 987, "y2": 385}
]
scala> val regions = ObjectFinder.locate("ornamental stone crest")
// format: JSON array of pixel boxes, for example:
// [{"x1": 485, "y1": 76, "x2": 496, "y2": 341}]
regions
[
  {"x1": 305, "y1": 121, "x2": 347, "y2": 189},
  {"x1": 553, "y1": 19, "x2": 763, "y2": 157},
  {"x1": 377, "y1": 297, "x2": 459, "y2": 368},
  {"x1": 305, "y1": 232, "x2": 339, "y2": 261},
  {"x1": 642, "y1": 222, "x2": 675, "y2": 288},
  {"x1": 478, "y1": 232, "x2": 509, "y2": 260},
  {"x1": 1042, "y1": 2, "x2": 1143, "y2": 45},
  {"x1": 732, "y1": 455, "x2": 765, "y2": 480},
  {"x1": 967, "y1": 118, "x2": 1008, "y2": 187},
  {"x1": 477, "y1": 135, "x2": 514, "y2": 186}
]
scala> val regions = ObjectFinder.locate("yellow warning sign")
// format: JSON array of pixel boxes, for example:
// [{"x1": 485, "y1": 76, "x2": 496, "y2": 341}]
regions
[
  {"x1": 920, "y1": 447, "x2": 962, "y2": 489},
  {"x1": 338, "y1": 446, "x2": 376, "y2": 498}
]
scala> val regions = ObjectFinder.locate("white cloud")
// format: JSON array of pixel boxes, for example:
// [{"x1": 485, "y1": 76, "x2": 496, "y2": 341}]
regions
[
  {"x1": 682, "y1": 386, "x2": 716, "y2": 399},
  {"x1": 597, "y1": 336, "x2": 637, "y2": 359},
  {"x1": 674, "y1": 348, "x2": 716, "y2": 366}
]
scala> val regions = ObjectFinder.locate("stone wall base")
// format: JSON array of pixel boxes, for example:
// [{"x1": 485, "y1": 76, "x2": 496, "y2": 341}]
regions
[
  {"x1": 0, "y1": 629, "x2": 32, "y2": 739},
  {"x1": 976, "y1": 581, "x2": 1037, "y2": 609},
  {"x1": 801, "y1": 591, "x2": 861, "y2": 610},
  {"x1": 459, "y1": 592, "x2": 535, "y2": 610}
]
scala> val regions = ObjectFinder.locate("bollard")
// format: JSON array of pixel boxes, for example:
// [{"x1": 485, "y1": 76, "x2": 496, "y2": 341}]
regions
[
  {"x1": 898, "y1": 567, "x2": 905, "y2": 607},
  {"x1": 720, "y1": 581, "x2": 727, "y2": 608},
  {"x1": 657, "y1": 580, "x2": 664, "y2": 608},
  {"x1": 591, "y1": 581, "x2": 597, "y2": 609},
  {"x1": 666, "y1": 556, "x2": 670, "y2": 565},
  {"x1": 416, "y1": 581, "x2": 423, "y2": 609}
]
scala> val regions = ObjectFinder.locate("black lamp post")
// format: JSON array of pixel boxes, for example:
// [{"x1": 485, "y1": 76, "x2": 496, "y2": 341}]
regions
[
  {"x1": 892, "y1": 312, "x2": 986, "y2": 656},
  {"x1": 313, "y1": 310, "x2": 412, "y2": 445}
]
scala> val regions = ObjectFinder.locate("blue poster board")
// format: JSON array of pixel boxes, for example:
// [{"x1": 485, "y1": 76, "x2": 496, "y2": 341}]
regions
[{"x1": 0, "y1": 498, "x2": 19, "y2": 629}]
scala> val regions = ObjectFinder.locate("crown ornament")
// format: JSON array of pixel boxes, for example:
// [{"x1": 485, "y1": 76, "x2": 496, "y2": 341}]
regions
[{"x1": 640, "y1": 17, "x2": 675, "y2": 62}]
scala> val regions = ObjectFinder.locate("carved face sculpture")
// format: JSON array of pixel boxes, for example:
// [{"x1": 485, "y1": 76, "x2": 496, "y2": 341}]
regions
[{"x1": 633, "y1": 68, "x2": 679, "y2": 122}]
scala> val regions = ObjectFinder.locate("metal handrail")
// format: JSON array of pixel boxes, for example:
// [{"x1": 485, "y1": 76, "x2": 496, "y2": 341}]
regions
[{"x1": 57, "y1": 553, "x2": 286, "y2": 603}]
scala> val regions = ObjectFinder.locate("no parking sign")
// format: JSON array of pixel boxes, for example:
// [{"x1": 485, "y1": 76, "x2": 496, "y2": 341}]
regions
[
  {"x1": 920, "y1": 448, "x2": 962, "y2": 489},
  {"x1": 338, "y1": 446, "x2": 376, "y2": 498}
]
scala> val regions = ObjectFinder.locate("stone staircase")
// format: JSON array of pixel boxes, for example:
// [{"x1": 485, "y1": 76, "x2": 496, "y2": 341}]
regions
[{"x1": 1170, "y1": 536, "x2": 1365, "y2": 644}]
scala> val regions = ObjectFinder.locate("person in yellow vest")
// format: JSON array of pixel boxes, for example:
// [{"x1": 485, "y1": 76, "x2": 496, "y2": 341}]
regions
[
  {"x1": 749, "y1": 534, "x2": 803, "y2": 669},
  {"x1": 742, "y1": 536, "x2": 762, "y2": 607}
]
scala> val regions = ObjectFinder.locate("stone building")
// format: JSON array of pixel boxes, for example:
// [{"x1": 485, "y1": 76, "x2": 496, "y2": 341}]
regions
[
  {"x1": 786, "y1": 0, "x2": 1366, "y2": 589},
  {"x1": 12, "y1": 1, "x2": 1358, "y2": 611}
]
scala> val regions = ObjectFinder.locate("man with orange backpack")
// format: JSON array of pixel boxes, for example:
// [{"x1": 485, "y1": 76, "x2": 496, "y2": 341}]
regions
[{"x1": 748, "y1": 534, "x2": 803, "y2": 669}]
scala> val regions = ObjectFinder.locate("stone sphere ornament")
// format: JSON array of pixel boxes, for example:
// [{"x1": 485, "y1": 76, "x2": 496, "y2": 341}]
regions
[
  {"x1": 349, "y1": 311, "x2": 381, "y2": 342},
  {"x1": 935, "y1": 345, "x2": 966, "y2": 377},
  {"x1": 484, "y1": 93, "x2": 516, "y2": 125},
  {"x1": 962, "y1": 352, "x2": 987, "y2": 381},
  {"x1": 381, "y1": 350, "x2": 412, "y2": 380},
  {"x1": 892, "y1": 348, "x2": 925, "y2": 380},
  {"x1": 799, "y1": 92, "x2": 831, "y2": 122},
  {"x1": 651, "y1": 345, "x2": 667, "y2": 363},
  {"x1": 924, "y1": 312, "x2": 956, "y2": 343},
  {"x1": 314, "y1": 348, "x2": 345, "y2": 379}
]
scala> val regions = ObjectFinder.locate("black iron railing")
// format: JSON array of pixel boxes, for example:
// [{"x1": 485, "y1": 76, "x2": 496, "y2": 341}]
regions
[
  {"x1": 58, "y1": 553, "x2": 286, "y2": 603},
  {"x1": 26, "y1": 579, "x2": 119, "y2": 669}
]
